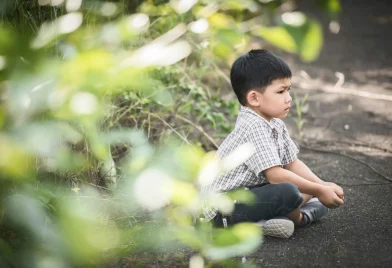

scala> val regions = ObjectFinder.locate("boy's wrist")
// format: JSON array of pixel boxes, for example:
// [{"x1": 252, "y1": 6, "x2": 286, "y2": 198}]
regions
[{"x1": 312, "y1": 184, "x2": 326, "y2": 197}]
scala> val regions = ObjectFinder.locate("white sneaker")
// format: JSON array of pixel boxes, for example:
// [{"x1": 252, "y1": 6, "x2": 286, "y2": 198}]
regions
[{"x1": 256, "y1": 217, "x2": 294, "y2": 239}]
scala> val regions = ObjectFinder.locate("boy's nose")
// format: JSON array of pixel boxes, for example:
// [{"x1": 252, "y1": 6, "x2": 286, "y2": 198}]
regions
[{"x1": 285, "y1": 93, "x2": 292, "y2": 103}]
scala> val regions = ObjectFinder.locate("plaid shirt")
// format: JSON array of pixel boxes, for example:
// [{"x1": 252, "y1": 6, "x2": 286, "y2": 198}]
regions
[{"x1": 201, "y1": 106, "x2": 299, "y2": 221}]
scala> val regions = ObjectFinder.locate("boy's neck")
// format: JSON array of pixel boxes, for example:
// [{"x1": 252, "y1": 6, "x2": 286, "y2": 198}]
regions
[{"x1": 245, "y1": 105, "x2": 273, "y2": 122}]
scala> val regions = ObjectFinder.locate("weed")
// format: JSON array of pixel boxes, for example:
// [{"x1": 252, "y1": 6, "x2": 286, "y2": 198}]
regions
[{"x1": 290, "y1": 92, "x2": 309, "y2": 139}]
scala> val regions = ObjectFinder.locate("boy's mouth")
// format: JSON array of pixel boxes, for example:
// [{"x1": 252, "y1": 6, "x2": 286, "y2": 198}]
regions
[{"x1": 284, "y1": 107, "x2": 290, "y2": 111}]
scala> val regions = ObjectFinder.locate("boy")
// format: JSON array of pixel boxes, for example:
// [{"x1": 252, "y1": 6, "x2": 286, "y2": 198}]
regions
[{"x1": 201, "y1": 49, "x2": 344, "y2": 238}]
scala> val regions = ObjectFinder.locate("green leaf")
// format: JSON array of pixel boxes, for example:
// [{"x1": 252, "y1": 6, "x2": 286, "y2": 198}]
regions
[
  {"x1": 213, "y1": 28, "x2": 245, "y2": 59},
  {"x1": 206, "y1": 114, "x2": 216, "y2": 129},
  {"x1": 301, "y1": 93, "x2": 309, "y2": 106},
  {"x1": 225, "y1": 189, "x2": 255, "y2": 204},
  {"x1": 327, "y1": 0, "x2": 341, "y2": 13},
  {"x1": 153, "y1": 90, "x2": 174, "y2": 106},
  {"x1": 0, "y1": 27, "x2": 14, "y2": 54},
  {"x1": 216, "y1": 29, "x2": 244, "y2": 46},
  {"x1": 224, "y1": 0, "x2": 253, "y2": 11},
  {"x1": 254, "y1": 14, "x2": 323, "y2": 62},
  {"x1": 212, "y1": 42, "x2": 233, "y2": 59},
  {"x1": 205, "y1": 223, "x2": 262, "y2": 260},
  {"x1": 212, "y1": 112, "x2": 226, "y2": 124},
  {"x1": 254, "y1": 26, "x2": 297, "y2": 53},
  {"x1": 208, "y1": 13, "x2": 233, "y2": 28},
  {"x1": 318, "y1": 0, "x2": 341, "y2": 19},
  {"x1": 298, "y1": 20, "x2": 323, "y2": 62}
]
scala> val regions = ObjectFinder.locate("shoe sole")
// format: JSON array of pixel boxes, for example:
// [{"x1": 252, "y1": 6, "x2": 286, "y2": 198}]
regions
[{"x1": 260, "y1": 219, "x2": 294, "y2": 239}]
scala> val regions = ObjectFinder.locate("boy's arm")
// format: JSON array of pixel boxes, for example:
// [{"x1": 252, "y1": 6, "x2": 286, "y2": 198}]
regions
[
  {"x1": 265, "y1": 166, "x2": 344, "y2": 208},
  {"x1": 284, "y1": 159, "x2": 344, "y2": 200},
  {"x1": 284, "y1": 159, "x2": 324, "y2": 184}
]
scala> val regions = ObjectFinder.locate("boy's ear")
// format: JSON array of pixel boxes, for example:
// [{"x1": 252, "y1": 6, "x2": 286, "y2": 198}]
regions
[{"x1": 246, "y1": 90, "x2": 261, "y2": 106}]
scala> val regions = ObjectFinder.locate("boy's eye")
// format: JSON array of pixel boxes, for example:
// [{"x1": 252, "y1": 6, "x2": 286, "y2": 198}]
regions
[{"x1": 278, "y1": 87, "x2": 291, "y2": 94}]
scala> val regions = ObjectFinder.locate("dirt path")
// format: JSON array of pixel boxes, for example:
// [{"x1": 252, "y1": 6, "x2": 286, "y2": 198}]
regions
[{"x1": 252, "y1": 1, "x2": 392, "y2": 267}]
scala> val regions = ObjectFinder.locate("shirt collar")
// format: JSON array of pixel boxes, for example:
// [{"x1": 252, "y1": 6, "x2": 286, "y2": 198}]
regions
[{"x1": 240, "y1": 105, "x2": 279, "y2": 131}]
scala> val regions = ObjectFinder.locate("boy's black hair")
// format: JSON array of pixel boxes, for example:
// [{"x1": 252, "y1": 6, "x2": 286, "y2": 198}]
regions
[{"x1": 230, "y1": 49, "x2": 292, "y2": 105}]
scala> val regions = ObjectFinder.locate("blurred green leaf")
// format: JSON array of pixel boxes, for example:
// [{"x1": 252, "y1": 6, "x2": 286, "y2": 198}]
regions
[
  {"x1": 153, "y1": 89, "x2": 174, "y2": 106},
  {"x1": 226, "y1": 189, "x2": 255, "y2": 204},
  {"x1": 289, "y1": 19, "x2": 323, "y2": 62},
  {"x1": 213, "y1": 28, "x2": 245, "y2": 59},
  {"x1": 174, "y1": 226, "x2": 204, "y2": 249},
  {"x1": 0, "y1": 136, "x2": 33, "y2": 180},
  {"x1": 255, "y1": 14, "x2": 323, "y2": 62},
  {"x1": 57, "y1": 197, "x2": 121, "y2": 264},
  {"x1": 49, "y1": 148, "x2": 87, "y2": 172},
  {"x1": 254, "y1": 26, "x2": 297, "y2": 53},
  {"x1": 205, "y1": 223, "x2": 262, "y2": 260},
  {"x1": 206, "y1": 113, "x2": 216, "y2": 128},
  {"x1": 0, "y1": 27, "x2": 15, "y2": 54},
  {"x1": 216, "y1": 28, "x2": 244, "y2": 47},
  {"x1": 208, "y1": 13, "x2": 233, "y2": 28},
  {"x1": 318, "y1": 0, "x2": 341, "y2": 19},
  {"x1": 171, "y1": 180, "x2": 198, "y2": 206}
]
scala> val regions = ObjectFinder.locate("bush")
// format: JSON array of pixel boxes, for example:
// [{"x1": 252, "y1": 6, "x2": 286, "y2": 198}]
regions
[{"x1": 0, "y1": 0, "x2": 339, "y2": 267}]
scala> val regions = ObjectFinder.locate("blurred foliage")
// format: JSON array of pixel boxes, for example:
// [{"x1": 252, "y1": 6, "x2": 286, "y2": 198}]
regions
[{"x1": 0, "y1": 0, "x2": 339, "y2": 267}]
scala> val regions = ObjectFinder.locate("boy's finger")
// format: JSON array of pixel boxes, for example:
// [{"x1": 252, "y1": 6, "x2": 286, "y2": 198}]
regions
[
  {"x1": 334, "y1": 187, "x2": 344, "y2": 197},
  {"x1": 336, "y1": 197, "x2": 344, "y2": 206}
]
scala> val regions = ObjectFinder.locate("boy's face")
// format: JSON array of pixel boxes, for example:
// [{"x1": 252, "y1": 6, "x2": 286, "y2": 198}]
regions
[{"x1": 246, "y1": 78, "x2": 292, "y2": 121}]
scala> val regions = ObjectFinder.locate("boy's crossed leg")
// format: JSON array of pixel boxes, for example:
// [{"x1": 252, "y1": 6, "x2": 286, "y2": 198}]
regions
[
  {"x1": 287, "y1": 193, "x2": 312, "y2": 225},
  {"x1": 287, "y1": 193, "x2": 328, "y2": 227},
  {"x1": 213, "y1": 183, "x2": 328, "y2": 238}
]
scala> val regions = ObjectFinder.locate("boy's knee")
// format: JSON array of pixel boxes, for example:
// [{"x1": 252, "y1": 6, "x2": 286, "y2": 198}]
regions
[{"x1": 278, "y1": 182, "x2": 303, "y2": 209}]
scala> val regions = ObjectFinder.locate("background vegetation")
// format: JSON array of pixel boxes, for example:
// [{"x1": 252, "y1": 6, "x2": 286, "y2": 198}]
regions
[{"x1": 0, "y1": 0, "x2": 339, "y2": 267}]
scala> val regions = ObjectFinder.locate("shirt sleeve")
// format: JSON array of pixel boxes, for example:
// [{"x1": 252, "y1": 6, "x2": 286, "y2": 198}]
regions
[
  {"x1": 244, "y1": 121, "x2": 282, "y2": 177},
  {"x1": 281, "y1": 123, "x2": 299, "y2": 165}
]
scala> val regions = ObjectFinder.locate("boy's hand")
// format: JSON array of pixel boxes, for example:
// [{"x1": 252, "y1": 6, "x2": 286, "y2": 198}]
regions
[
  {"x1": 317, "y1": 185, "x2": 344, "y2": 208},
  {"x1": 322, "y1": 182, "x2": 344, "y2": 201}
]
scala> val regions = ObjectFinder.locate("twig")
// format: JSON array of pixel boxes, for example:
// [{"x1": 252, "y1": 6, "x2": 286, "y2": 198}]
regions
[
  {"x1": 84, "y1": 182, "x2": 111, "y2": 190},
  {"x1": 322, "y1": 85, "x2": 392, "y2": 101},
  {"x1": 299, "y1": 143, "x2": 392, "y2": 183},
  {"x1": 140, "y1": 111, "x2": 218, "y2": 149},
  {"x1": 293, "y1": 74, "x2": 392, "y2": 101},
  {"x1": 172, "y1": 114, "x2": 219, "y2": 149},
  {"x1": 211, "y1": 61, "x2": 231, "y2": 86},
  {"x1": 150, "y1": 114, "x2": 194, "y2": 147},
  {"x1": 147, "y1": 112, "x2": 151, "y2": 138}
]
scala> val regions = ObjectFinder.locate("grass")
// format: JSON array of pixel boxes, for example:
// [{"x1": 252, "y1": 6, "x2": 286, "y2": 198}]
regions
[{"x1": 290, "y1": 92, "x2": 309, "y2": 139}]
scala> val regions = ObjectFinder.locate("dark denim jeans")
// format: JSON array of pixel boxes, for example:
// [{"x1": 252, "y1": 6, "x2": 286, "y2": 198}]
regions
[{"x1": 214, "y1": 182, "x2": 303, "y2": 228}]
